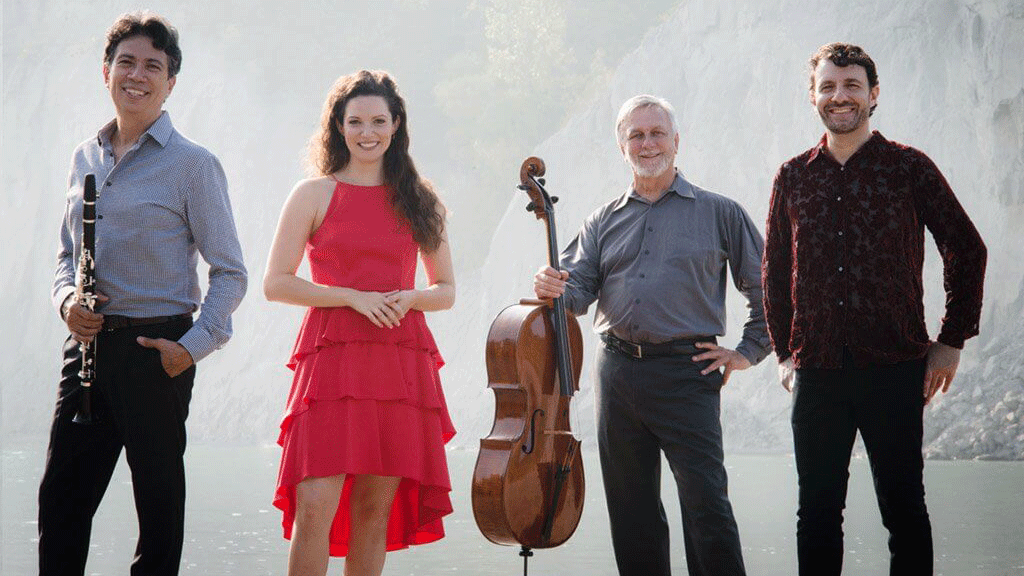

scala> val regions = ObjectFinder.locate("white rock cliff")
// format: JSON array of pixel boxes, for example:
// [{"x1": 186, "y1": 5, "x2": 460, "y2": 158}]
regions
[{"x1": 2, "y1": 0, "x2": 1021, "y2": 460}]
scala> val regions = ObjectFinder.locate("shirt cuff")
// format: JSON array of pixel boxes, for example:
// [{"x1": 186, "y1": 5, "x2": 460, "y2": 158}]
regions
[
  {"x1": 770, "y1": 345, "x2": 791, "y2": 364},
  {"x1": 936, "y1": 331, "x2": 966, "y2": 350},
  {"x1": 177, "y1": 326, "x2": 216, "y2": 364},
  {"x1": 735, "y1": 340, "x2": 770, "y2": 366},
  {"x1": 54, "y1": 286, "x2": 76, "y2": 319}
]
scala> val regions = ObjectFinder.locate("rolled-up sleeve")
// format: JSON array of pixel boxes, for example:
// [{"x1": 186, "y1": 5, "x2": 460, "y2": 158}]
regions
[{"x1": 176, "y1": 155, "x2": 247, "y2": 363}]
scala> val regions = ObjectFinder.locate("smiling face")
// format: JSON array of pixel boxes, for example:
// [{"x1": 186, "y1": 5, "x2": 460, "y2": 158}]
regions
[
  {"x1": 811, "y1": 59, "x2": 878, "y2": 136},
  {"x1": 340, "y1": 95, "x2": 398, "y2": 166},
  {"x1": 103, "y1": 35, "x2": 175, "y2": 125},
  {"x1": 619, "y1": 104, "x2": 679, "y2": 179}
]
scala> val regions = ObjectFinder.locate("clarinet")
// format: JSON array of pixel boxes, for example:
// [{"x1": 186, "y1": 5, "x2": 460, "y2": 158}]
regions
[{"x1": 72, "y1": 174, "x2": 98, "y2": 425}]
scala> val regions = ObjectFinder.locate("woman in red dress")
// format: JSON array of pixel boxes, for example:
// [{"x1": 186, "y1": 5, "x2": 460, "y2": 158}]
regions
[{"x1": 264, "y1": 70, "x2": 456, "y2": 576}]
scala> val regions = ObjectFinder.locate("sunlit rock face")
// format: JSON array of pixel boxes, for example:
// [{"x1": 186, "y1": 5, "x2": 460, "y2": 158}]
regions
[{"x1": 4, "y1": 0, "x2": 1021, "y2": 460}]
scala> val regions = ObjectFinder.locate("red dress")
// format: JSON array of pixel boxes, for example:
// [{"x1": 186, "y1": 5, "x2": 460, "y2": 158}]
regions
[{"x1": 273, "y1": 180, "x2": 455, "y2": 556}]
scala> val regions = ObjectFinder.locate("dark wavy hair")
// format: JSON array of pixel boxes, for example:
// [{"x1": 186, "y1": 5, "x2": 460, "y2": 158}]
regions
[
  {"x1": 310, "y1": 70, "x2": 445, "y2": 251},
  {"x1": 104, "y1": 11, "x2": 181, "y2": 78},
  {"x1": 808, "y1": 42, "x2": 878, "y2": 116}
]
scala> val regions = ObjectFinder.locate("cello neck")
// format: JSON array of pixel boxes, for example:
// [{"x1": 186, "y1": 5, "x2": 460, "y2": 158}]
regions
[{"x1": 520, "y1": 161, "x2": 575, "y2": 399}]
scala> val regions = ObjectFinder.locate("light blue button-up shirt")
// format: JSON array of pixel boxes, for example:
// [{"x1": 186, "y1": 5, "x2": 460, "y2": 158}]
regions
[{"x1": 53, "y1": 111, "x2": 247, "y2": 363}]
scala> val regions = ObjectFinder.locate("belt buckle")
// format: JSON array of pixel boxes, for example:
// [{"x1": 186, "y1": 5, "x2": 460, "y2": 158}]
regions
[
  {"x1": 605, "y1": 334, "x2": 643, "y2": 359},
  {"x1": 620, "y1": 338, "x2": 642, "y2": 359}
]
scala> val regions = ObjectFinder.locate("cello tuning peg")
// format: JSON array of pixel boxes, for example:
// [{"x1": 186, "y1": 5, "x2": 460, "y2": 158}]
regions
[
  {"x1": 526, "y1": 202, "x2": 536, "y2": 212},
  {"x1": 517, "y1": 184, "x2": 529, "y2": 191},
  {"x1": 538, "y1": 178, "x2": 546, "y2": 186},
  {"x1": 551, "y1": 196, "x2": 559, "y2": 204}
]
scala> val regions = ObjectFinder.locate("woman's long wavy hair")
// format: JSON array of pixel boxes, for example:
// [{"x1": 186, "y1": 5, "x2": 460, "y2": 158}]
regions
[{"x1": 310, "y1": 70, "x2": 445, "y2": 251}]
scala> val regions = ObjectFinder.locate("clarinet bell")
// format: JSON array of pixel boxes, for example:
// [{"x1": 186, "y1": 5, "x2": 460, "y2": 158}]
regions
[{"x1": 72, "y1": 388, "x2": 95, "y2": 424}]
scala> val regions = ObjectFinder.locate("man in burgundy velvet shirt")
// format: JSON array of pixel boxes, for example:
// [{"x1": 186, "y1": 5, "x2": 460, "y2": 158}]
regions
[{"x1": 762, "y1": 43, "x2": 986, "y2": 576}]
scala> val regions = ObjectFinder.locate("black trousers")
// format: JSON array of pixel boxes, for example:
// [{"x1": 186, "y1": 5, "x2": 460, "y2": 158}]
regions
[
  {"x1": 792, "y1": 351, "x2": 932, "y2": 576},
  {"x1": 596, "y1": 345, "x2": 746, "y2": 576},
  {"x1": 38, "y1": 317, "x2": 195, "y2": 576}
]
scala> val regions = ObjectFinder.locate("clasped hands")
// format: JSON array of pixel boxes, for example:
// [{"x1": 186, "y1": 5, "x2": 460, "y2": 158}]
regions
[{"x1": 351, "y1": 289, "x2": 416, "y2": 328}]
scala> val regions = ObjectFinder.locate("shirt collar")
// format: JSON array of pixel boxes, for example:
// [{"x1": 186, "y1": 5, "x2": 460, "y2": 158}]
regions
[
  {"x1": 612, "y1": 170, "x2": 695, "y2": 211},
  {"x1": 807, "y1": 130, "x2": 884, "y2": 166},
  {"x1": 96, "y1": 111, "x2": 174, "y2": 149}
]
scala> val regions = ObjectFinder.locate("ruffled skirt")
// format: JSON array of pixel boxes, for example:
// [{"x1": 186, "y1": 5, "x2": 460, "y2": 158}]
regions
[{"x1": 274, "y1": 308, "x2": 455, "y2": 556}]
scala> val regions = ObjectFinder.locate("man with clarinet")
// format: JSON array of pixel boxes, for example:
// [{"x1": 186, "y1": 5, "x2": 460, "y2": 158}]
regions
[{"x1": 41, "y1": 12, "x2": 247, "y2": 576}]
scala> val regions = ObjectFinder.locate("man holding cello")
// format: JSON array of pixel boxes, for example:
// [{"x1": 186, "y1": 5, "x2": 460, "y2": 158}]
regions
[{"x1": 533, "y1": 94, "x2": 769, "y2": 576}]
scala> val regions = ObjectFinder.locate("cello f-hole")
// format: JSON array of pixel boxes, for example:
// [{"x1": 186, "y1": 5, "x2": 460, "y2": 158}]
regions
[{"x1": 522, "y1": 409, "x2": 545, "y2": 454}]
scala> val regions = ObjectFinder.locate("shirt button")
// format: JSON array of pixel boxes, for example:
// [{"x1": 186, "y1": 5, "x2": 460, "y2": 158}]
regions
[
  {"x1": 647, "y1": 227, "x2": 653, "y2": 232},
  {"x1": 839, "y1": 300, "x2": 844, "y2": 306},
  {"x1": 838, "y1": 231, "x2": 844, "y2": 236},
  {"x1": 106, "y1": 182, "x2": 112, "y2": 186},
  {"x1": 838, "y1": 266, "x2": 844, "y2": 272},
  {"x1": 644, "y1": 250, "x2": 650, "y2": 255},
  {"x1": 639, "y1": 274, "x2": 645, "y2": 279},
  {"x1": 634, "y1": 299, "x2": 640, "y2": 304},
  {"x1": 836, "y1": 196, "x2": 842, "y2": 201}
]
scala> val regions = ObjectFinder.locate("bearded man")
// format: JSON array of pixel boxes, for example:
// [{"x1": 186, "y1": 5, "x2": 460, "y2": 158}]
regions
[
  {"x1": 534, "y1": 94, "x2": 769, "y2": 576},
  {"x1": 762, "y1": 43, "x2": 986, "y2": 575}
]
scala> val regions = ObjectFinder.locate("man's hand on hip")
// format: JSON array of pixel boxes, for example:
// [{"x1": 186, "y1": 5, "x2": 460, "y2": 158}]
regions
[
  {"x1": 924, "y1": 341, "x2": 960, "y2": 405},
  {"x1": 692, "y1": 343, "x2": 752, "y2": 386},
  {"x1": 137, "y1": 337, "x2": 194, "y2": 378}
]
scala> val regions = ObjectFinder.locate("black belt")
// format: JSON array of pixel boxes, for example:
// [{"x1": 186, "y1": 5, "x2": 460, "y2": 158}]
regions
[
  {"x1": 601, "y1": 332, "x2": 715, "y2": 359},
  {"x1": 102, "y1": 314, "x2": 192, "y2": 332}
]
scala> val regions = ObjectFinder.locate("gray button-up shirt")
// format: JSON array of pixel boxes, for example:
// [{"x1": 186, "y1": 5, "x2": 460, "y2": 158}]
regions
[
  {"x1": 560, "y1": 172, "x2": 770, "y2": 364},
  {"x1": 52, "y1": 111, "x2": 247, "y2": 363}
]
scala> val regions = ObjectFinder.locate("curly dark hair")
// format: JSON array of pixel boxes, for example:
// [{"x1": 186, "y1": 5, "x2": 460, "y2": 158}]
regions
[
  {"x1": 310, "y1": 70, "x2": 445, "y2": 252},
  {"x1": 104, "y1": 11, "x2": 181, "y2": 78},
  {"x1": 808, "y1": 42, "x2": 878, "y2": 116}
]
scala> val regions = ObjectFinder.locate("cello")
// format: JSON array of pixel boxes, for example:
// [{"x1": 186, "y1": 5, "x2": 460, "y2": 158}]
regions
[{"x1": 472, "y1": 156, "x2": 585, "y2": 571}]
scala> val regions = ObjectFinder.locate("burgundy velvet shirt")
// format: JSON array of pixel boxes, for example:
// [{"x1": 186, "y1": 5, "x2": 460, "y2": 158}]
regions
[{"x1": 762, "y1": 132, "x2": 986, "y2": 369}]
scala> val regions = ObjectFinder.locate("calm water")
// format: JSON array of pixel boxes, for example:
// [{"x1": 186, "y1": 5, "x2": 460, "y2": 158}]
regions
[{"x1": 3, "y1": 436, "x2": 1023, "y2": 575}]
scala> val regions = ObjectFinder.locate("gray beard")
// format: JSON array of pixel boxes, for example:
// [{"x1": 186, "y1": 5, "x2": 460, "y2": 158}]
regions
[{"x1": 629, "y1": 154, "x2": 673, "y2": 178}]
